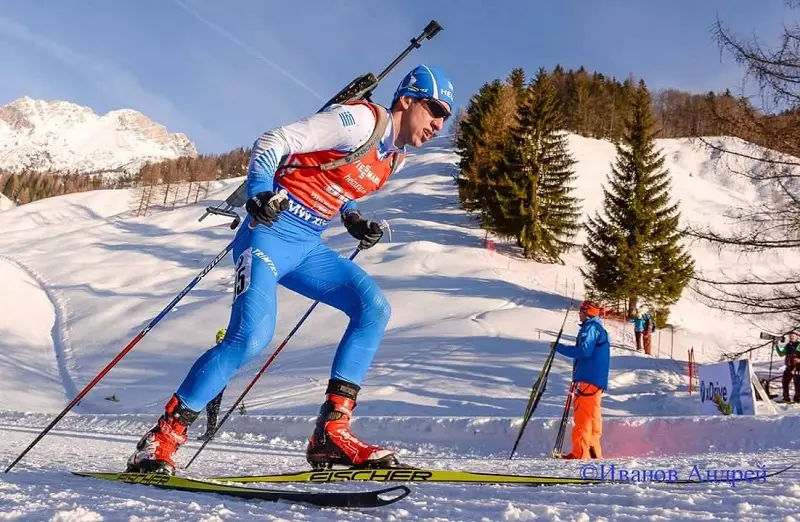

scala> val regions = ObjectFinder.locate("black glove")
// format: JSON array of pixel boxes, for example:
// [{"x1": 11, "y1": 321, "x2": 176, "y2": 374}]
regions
[
  {"x1": 342, "y1": 211, "x2": 383, "y2": 249},
  {"x1": 246, "y1": 190, "x2": 289, "y2": 228}
]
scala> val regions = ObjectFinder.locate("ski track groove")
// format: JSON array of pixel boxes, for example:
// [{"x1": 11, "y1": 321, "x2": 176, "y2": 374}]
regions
[
  {"x1": 469, "y1": 295, "x2": 525, "y2": 338},
  {"x1": 367, "y1": 341, "x2": 465, "y2": 384},
  {"x1": 365, "y1": 296, "x2": 525, "y2": 383},
  {"x1": 0, "y1": 254, "x2": 79, "y2": 405}
]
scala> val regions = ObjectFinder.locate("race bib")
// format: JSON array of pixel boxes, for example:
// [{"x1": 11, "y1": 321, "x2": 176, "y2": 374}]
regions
[{"x1": 233, "y1": 248, "x2": 252, "y2": 303}]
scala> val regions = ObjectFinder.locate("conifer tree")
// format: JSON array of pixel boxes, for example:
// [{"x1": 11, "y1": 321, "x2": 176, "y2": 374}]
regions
[
  {"x1": 492, "y1": 68, "x2": 582, "y2": 261},
  {"x1": 582, "y1": 80, "x2": 694, "y2": 316},
  {"x1": 456, "y1": 80, "x2": 503, "y2": 216},
  {"x1": 508, "y1": 68, "x2": 527, "y2": 105},
  {"x1": 456, "y1": 79, "x2": 517, "y2": 228}
]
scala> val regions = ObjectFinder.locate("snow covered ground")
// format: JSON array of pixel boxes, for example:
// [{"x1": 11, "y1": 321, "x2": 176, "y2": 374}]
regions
[
  {"x1": 0, "y1": 134, "x2": 798, "y2": 520},
  {"x1": 0, "y1": 193, "x2": 14, "y2": 212},
  {"x1": 1, "y1": 424, "x2": 797, "y2": 522}
]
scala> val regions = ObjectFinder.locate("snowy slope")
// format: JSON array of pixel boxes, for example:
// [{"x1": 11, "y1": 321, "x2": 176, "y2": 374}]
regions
[
  {"x1": 0, "y1": 96, "x2": 197, "y2": 174},
  {"x1": 0, "y1": 134, "x2": 798, "y2": 520},
  {"x1": 0, "y1": 192, "x2": 14, "y2": 211}
]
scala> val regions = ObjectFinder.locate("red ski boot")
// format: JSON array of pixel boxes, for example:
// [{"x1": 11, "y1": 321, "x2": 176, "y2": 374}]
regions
[
  {"x1": 306, "y1": 379, "x2": 399, "y2": 469},
  {"x1": 126, "y1": 395, "x2": 198, "y2": 475}
]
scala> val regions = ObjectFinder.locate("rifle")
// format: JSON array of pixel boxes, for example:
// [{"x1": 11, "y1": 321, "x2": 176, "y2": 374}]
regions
[{"x1": 198, "y1": 20, "x2": 443, "y2": 230}]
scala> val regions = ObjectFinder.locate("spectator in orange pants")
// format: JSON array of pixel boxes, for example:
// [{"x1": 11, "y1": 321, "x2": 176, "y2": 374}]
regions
[
  {"x1": 571, "y1": 382, "x2": 604, "y2": 458},
  {"x1": 554, "y1": 301, "x2": 611, "y2": 459}
]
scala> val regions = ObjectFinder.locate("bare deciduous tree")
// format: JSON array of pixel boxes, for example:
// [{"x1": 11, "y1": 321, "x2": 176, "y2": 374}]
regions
[{"x1": 687, "y1": 3, "x2": 800, "y2": 333}]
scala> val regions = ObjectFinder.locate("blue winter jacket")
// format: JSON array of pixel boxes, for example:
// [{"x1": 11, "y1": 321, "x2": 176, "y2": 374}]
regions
[
  {"x1": 630, "y1": 313, "x2": 656, "y2": 333},
  {"x1": 555, "y1": 316, "x2": 611, "y2": 390},
  {"x1": 630, "y1": 316, "x2": 646, "y2": 332}
]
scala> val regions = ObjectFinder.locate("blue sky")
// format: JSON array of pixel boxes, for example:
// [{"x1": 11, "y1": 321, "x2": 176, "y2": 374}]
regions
[{"x1": 0, "y1": 1, "x2": 791, "y2": 153}]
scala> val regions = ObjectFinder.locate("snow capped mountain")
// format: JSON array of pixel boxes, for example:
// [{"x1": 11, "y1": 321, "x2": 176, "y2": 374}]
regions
[{"x1": 0, "y1": 96, "x2": 198, "y2": 175}]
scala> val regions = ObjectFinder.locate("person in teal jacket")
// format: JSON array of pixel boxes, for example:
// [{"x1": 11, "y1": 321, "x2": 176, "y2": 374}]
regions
[
  {"x1": 630, "y1": 310, "x2": 645, "y2": 351},
  {"x1": 554, "y1": 301, "x2": 611, "y2": 459}
]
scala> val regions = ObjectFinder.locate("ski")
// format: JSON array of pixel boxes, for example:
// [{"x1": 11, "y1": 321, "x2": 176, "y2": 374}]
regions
[
  {"x1": 208, "y1": 463, "x2": 796, "y2": 487},
  {"x1": 73, "y1": 471, "x2": 411, "y2": 508},
  {"x1": 208, "y1": 468, "x2": 603, "y2": 486},
  {"x1": 509, "y1": 296, "x2": 576, "y2": 459}
]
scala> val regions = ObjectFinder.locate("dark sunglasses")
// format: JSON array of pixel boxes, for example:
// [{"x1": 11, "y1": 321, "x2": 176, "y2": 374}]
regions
[{"x1": 420, "y1": 98, "x2": 451, "y2": 121}]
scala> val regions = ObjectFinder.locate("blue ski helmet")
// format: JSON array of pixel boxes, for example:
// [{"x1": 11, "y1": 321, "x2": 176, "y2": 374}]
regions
[{"x1": 392, "y1": 64, "x2": 454, "y2": 113}]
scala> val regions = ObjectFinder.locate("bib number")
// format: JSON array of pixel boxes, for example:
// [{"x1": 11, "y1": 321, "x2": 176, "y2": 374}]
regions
[{"x1": 233, "y1": 249, "x2": 252, "y2": 302}]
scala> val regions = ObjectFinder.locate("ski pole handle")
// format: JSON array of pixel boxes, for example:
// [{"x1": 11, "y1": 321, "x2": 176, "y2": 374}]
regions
[
  {"x1": 248, "y1": 189, "x2": 289, "y2": 230},
  {"x1": 378, "y1": 219, "x2": 392, "y2": 242}
]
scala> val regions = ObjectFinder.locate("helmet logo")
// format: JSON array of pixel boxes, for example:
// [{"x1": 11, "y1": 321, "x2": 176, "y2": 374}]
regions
[{"x1": 394, "y1": 65, "x2": 453, "y2": 106}]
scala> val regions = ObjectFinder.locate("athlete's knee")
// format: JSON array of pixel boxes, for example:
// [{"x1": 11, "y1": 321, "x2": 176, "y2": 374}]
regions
[
  {"x1": 217, "y1": 326, "x2": 273, "y2": 370},
  {"x1": 240, "y1": 329, "x2": 273, "y2": 365},
  {"x1": 358, "y1": 282, "x2": 391, "y2": 329},
  {"x1": 372, "y1": 289, "x2": 392, "y2": 327}
]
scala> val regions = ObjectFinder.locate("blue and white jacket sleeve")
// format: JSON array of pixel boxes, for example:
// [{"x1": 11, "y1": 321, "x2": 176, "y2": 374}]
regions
[
  {"x1": 555, "y1": 323, "x2": 599, "y2": 360},
  {"x1": 246, "y1": 104, "x2": 377, "y2": 200}
]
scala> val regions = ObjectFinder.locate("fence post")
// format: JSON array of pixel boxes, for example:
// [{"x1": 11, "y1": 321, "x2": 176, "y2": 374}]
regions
[
  {"x1": 688, "y1": 347, "x2": 694, "y2": 395},
  {"x1": 688, "y1": 348, "x2": 691, "y2": 395},
  {"x1": 657, "y1": 329, "x2": 661, "y2": 357},
  {"x1": 670, "y1": 325, "x2": 674, "y2": 359}
]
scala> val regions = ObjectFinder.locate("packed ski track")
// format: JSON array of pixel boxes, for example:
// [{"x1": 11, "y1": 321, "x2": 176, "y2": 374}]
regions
[
  {"x1": 1, "y1": 135, "x2": 799, "y2": 520},
  {"x1": 0, "y1": 254, "x2": 79, "y2": 404}
]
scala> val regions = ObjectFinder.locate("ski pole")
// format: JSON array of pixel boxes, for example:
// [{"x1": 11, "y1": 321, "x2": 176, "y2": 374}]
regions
[
  {"x1": 4, "y1": 193, "x2": 292, "y2": 473},
  {"x1": 4, "y1": 235, "x2": 241, "y2": 473},
  {"x1": 552, "y1": 380, "x2": 576, "y2": 458},
  {"x1": 184, "y1": 246, "x2": 362, "y2": 470}
]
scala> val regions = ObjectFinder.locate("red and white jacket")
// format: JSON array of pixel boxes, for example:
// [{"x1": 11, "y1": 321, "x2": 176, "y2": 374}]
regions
[{"x1": 246, "y1": 101, "x2": 406, "y2": 231}]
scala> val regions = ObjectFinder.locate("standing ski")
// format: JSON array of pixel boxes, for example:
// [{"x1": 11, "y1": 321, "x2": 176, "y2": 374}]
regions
[{"x1": 509, "y1": 293, "x2": 575, "y2": 460}]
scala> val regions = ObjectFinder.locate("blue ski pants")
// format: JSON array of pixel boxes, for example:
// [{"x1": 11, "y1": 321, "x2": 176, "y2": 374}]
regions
[{"x1": 176, "y1": 214, "x2": 391, "y2": 412}]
